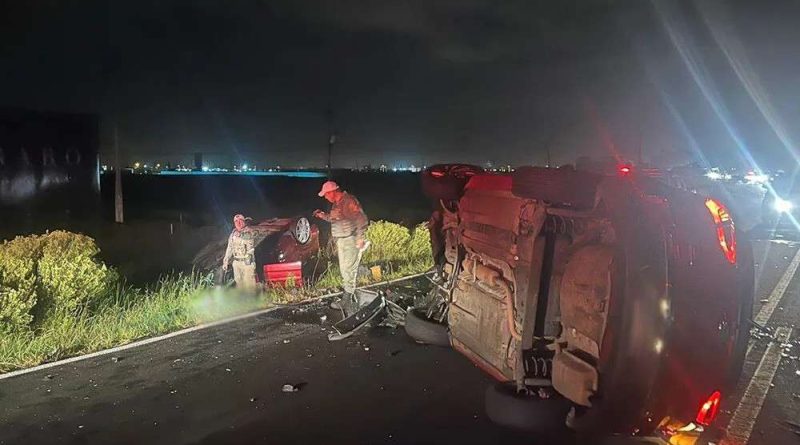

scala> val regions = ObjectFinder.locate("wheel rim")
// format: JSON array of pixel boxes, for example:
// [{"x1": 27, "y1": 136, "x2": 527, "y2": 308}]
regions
[{"x1": 294, "y1": 217, "x2": 311, "y2": 244}]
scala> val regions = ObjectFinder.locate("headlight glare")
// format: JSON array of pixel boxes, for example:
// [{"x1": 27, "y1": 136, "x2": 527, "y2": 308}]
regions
[{"x1": 774, "y1": 198, "x2": 794, "y2": 213}]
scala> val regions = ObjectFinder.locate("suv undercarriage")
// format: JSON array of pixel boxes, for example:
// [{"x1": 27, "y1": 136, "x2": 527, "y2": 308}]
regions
[{"x1": 408, "y1": 165, "x2": 753, "y2": 443}]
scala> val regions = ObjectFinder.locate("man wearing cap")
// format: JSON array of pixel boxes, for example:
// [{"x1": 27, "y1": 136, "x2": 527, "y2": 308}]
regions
[
  {"x1": 222, "y1": 214, "x2": 258, "y2": 290},
  {"x1": 313, "y1": 181, "x2": 369, "y2": 313}
]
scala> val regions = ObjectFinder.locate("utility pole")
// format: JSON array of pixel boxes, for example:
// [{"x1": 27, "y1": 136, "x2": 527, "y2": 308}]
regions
[
  {"x1": 326, "y1": 108, "x2": 336, "y2": 177},
  {"x1": 114, "y1": 123, "x2": 124, "y2": 224},
  {"x1": 637, "y1": 120, "x2": 644, "y2": 166}
]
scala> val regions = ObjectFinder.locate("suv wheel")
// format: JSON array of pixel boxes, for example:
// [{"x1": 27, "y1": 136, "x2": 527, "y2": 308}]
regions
[
  {"x1": 485, "y1": 382, "x2": 572, "y2": 432},
  {"x1": 420, "y1": 164, "x2": 483, "y2": 201}
]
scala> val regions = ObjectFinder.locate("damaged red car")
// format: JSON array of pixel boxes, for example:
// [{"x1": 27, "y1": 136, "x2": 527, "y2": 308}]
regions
[
  {"x1": 407, "y1": 164, "x2": 753, "y2": 443},
  {"x1": 194, "y1": 216, "x2": 321, "y2": 286}
]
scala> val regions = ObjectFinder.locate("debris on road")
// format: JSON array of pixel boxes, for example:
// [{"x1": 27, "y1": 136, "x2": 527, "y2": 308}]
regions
[
  {"x1": 283, "y1": 339, "x2": 291, "y2": 344},
  {"x1": 42, "y1": 374, "x2": 54, "y2": 381},
  {"x1": 328, "y1": 289, "x2": 386, "y2": 342},
  {"x1": 111, "y1": 356, "x2": 121, "y2": 363},
  {"x1": 281, "y1": 384, "x2": 299, "y2": 393}
]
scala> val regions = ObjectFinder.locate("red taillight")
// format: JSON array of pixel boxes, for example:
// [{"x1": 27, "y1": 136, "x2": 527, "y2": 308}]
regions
[
  {"x1": 704, "y1": 198, "x2": 737, "y2": 264},
  {"x1": 618, "y1": 165, "x2": 632, "y2": 175},
  {"x1": 696, "y1": 391, "x2": 722, "y2": 426},
  {"x1": 430, "y1": 170, "x2": 445, "y2": 178}
]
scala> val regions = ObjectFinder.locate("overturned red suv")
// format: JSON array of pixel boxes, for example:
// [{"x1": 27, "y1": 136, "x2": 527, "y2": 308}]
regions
[{"x1": 409, "y1": 164, "x2": 753, "y2": 443}]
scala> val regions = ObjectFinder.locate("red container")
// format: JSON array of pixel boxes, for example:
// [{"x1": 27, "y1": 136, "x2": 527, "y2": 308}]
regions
[{"x1": 264, "y1": 261, "x2": 302, "y2": 287}]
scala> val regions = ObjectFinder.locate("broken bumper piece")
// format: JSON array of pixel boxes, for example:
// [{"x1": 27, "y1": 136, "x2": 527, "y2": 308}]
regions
[{"x1": 328, "y1": 289, "x2": 386, "y2": 342}]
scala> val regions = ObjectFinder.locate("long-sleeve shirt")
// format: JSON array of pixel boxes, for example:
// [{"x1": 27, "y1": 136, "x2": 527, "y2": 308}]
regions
[
  {"x1": 223, "y1": 228, "x2": 256, "y2": 266},
  {"x1": 321, "y1": 192, "x2": 368, "y2": 238}
]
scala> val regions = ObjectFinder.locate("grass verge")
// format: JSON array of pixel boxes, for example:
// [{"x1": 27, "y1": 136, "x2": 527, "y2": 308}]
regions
[{"x1": 0, "y1": 221, "x2": 433, "y2": 373}]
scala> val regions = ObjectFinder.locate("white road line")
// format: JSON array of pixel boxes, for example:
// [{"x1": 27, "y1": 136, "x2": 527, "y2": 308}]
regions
[
  {"x1": 0, "y1": 272, "x2": 429, "y2": 381},
  {"x1": 744, "y1": 246, "x2": 800, "y2": 357},
  {"x1": 722, "y1": 327, "x2": 792, "y2": 445},
  {"x1": 754, "y1": 247, "x2": 800, "y2": 326},
  {"x1": 745, "y1": 245, "x2": 800, "y2": 361}
]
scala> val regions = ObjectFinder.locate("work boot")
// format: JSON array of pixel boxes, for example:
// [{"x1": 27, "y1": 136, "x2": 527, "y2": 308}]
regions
[{"x1": 340, "y1": 292, "x2": 359, "y2": 317}]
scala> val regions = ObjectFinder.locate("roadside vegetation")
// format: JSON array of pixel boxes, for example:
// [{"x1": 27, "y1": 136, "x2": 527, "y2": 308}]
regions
[{"x1": 0, "y1": 222, "x2": 432, "y2": 372}]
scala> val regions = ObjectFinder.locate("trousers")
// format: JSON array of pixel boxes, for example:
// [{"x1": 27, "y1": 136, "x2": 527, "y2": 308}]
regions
[
  {"x1": 232, "y1": 261, "x2": 257, "y2": 290},
  {"x1": 336, "y1": 235, "x2": 363, "y2": 294}
]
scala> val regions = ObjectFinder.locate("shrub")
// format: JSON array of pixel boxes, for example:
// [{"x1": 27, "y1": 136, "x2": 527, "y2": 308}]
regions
[
  {"x1": 0, "y1": 231, "x2": 118, "y2": 332},
  {"x1": 0, "y1": 235, "x2": 44, "y2": 334},
  {"x1": 363, "y1": 221, "x2": 412, "y2": 264},
  {"x1": 408, "y1": 223, "x2": 433, "y2": 261},
  {"x1": 36, "y1": 231, "x2": 119, "y2": 316}
]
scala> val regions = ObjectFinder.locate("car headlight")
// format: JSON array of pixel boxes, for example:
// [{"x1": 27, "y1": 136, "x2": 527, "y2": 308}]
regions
[{"x1": 774, "y1": 198, "x2": 794, "y2": 213}]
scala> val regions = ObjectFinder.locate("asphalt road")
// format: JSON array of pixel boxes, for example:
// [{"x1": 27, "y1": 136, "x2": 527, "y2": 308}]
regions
[{"x1": 1, "y1": 239, "x2": 799, "y2": 445}]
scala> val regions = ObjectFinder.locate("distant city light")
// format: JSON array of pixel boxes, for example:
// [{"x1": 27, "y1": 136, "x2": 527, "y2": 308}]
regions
[
  {"x1": 134, "y1": 162, "x2": 140, "y2": 169},
  {"x1": 159, "y1": 170, "x2": 325, "y2": 178},
  {"x1": 706, "y1": 171, "x2": 723, "y2": 180},
  {"x1": 242, "y1": 163, "x2": 249, "y2": 170},
  {"x1": 744, "y1": 171, "x2": 769, "y2": 184},
  {"x1": 202, "y1": 165, "x2": 209, "y2": 172}
]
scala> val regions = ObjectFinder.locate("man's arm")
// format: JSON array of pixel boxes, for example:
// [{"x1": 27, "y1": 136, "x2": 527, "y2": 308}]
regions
[{"x1": 313, "y1": 209, "x2": 330, "y2": 222}]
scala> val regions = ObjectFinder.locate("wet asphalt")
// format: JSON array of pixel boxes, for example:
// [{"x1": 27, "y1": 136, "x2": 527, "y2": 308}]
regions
[{"x1": 1, "y1": 240, "x2": 799, "y2": 445}]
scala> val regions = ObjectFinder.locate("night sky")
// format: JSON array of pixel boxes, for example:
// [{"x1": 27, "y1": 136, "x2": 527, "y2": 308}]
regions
[{"x1": 2, "y1": 1, "x2": 799, "y2": 169}]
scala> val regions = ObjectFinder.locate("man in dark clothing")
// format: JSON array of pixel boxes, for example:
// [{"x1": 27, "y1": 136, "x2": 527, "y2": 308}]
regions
[{"x1": 313, "y1": 181, "x2": 370, "y2": 313}]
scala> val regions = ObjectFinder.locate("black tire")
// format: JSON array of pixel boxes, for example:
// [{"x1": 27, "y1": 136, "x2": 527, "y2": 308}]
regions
[
  {"x1": 512, "y1": 167, "x2": 602, "y2": 209},
  {"x1": 420, "y1": 164, "x2": 484, "y2": 201},
  {"x1": 485, "y1": 382, "x2": 572, "y2": 432},
  {"x1": 404, "y1": 309, "x2": 450, "y2": 346}
]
